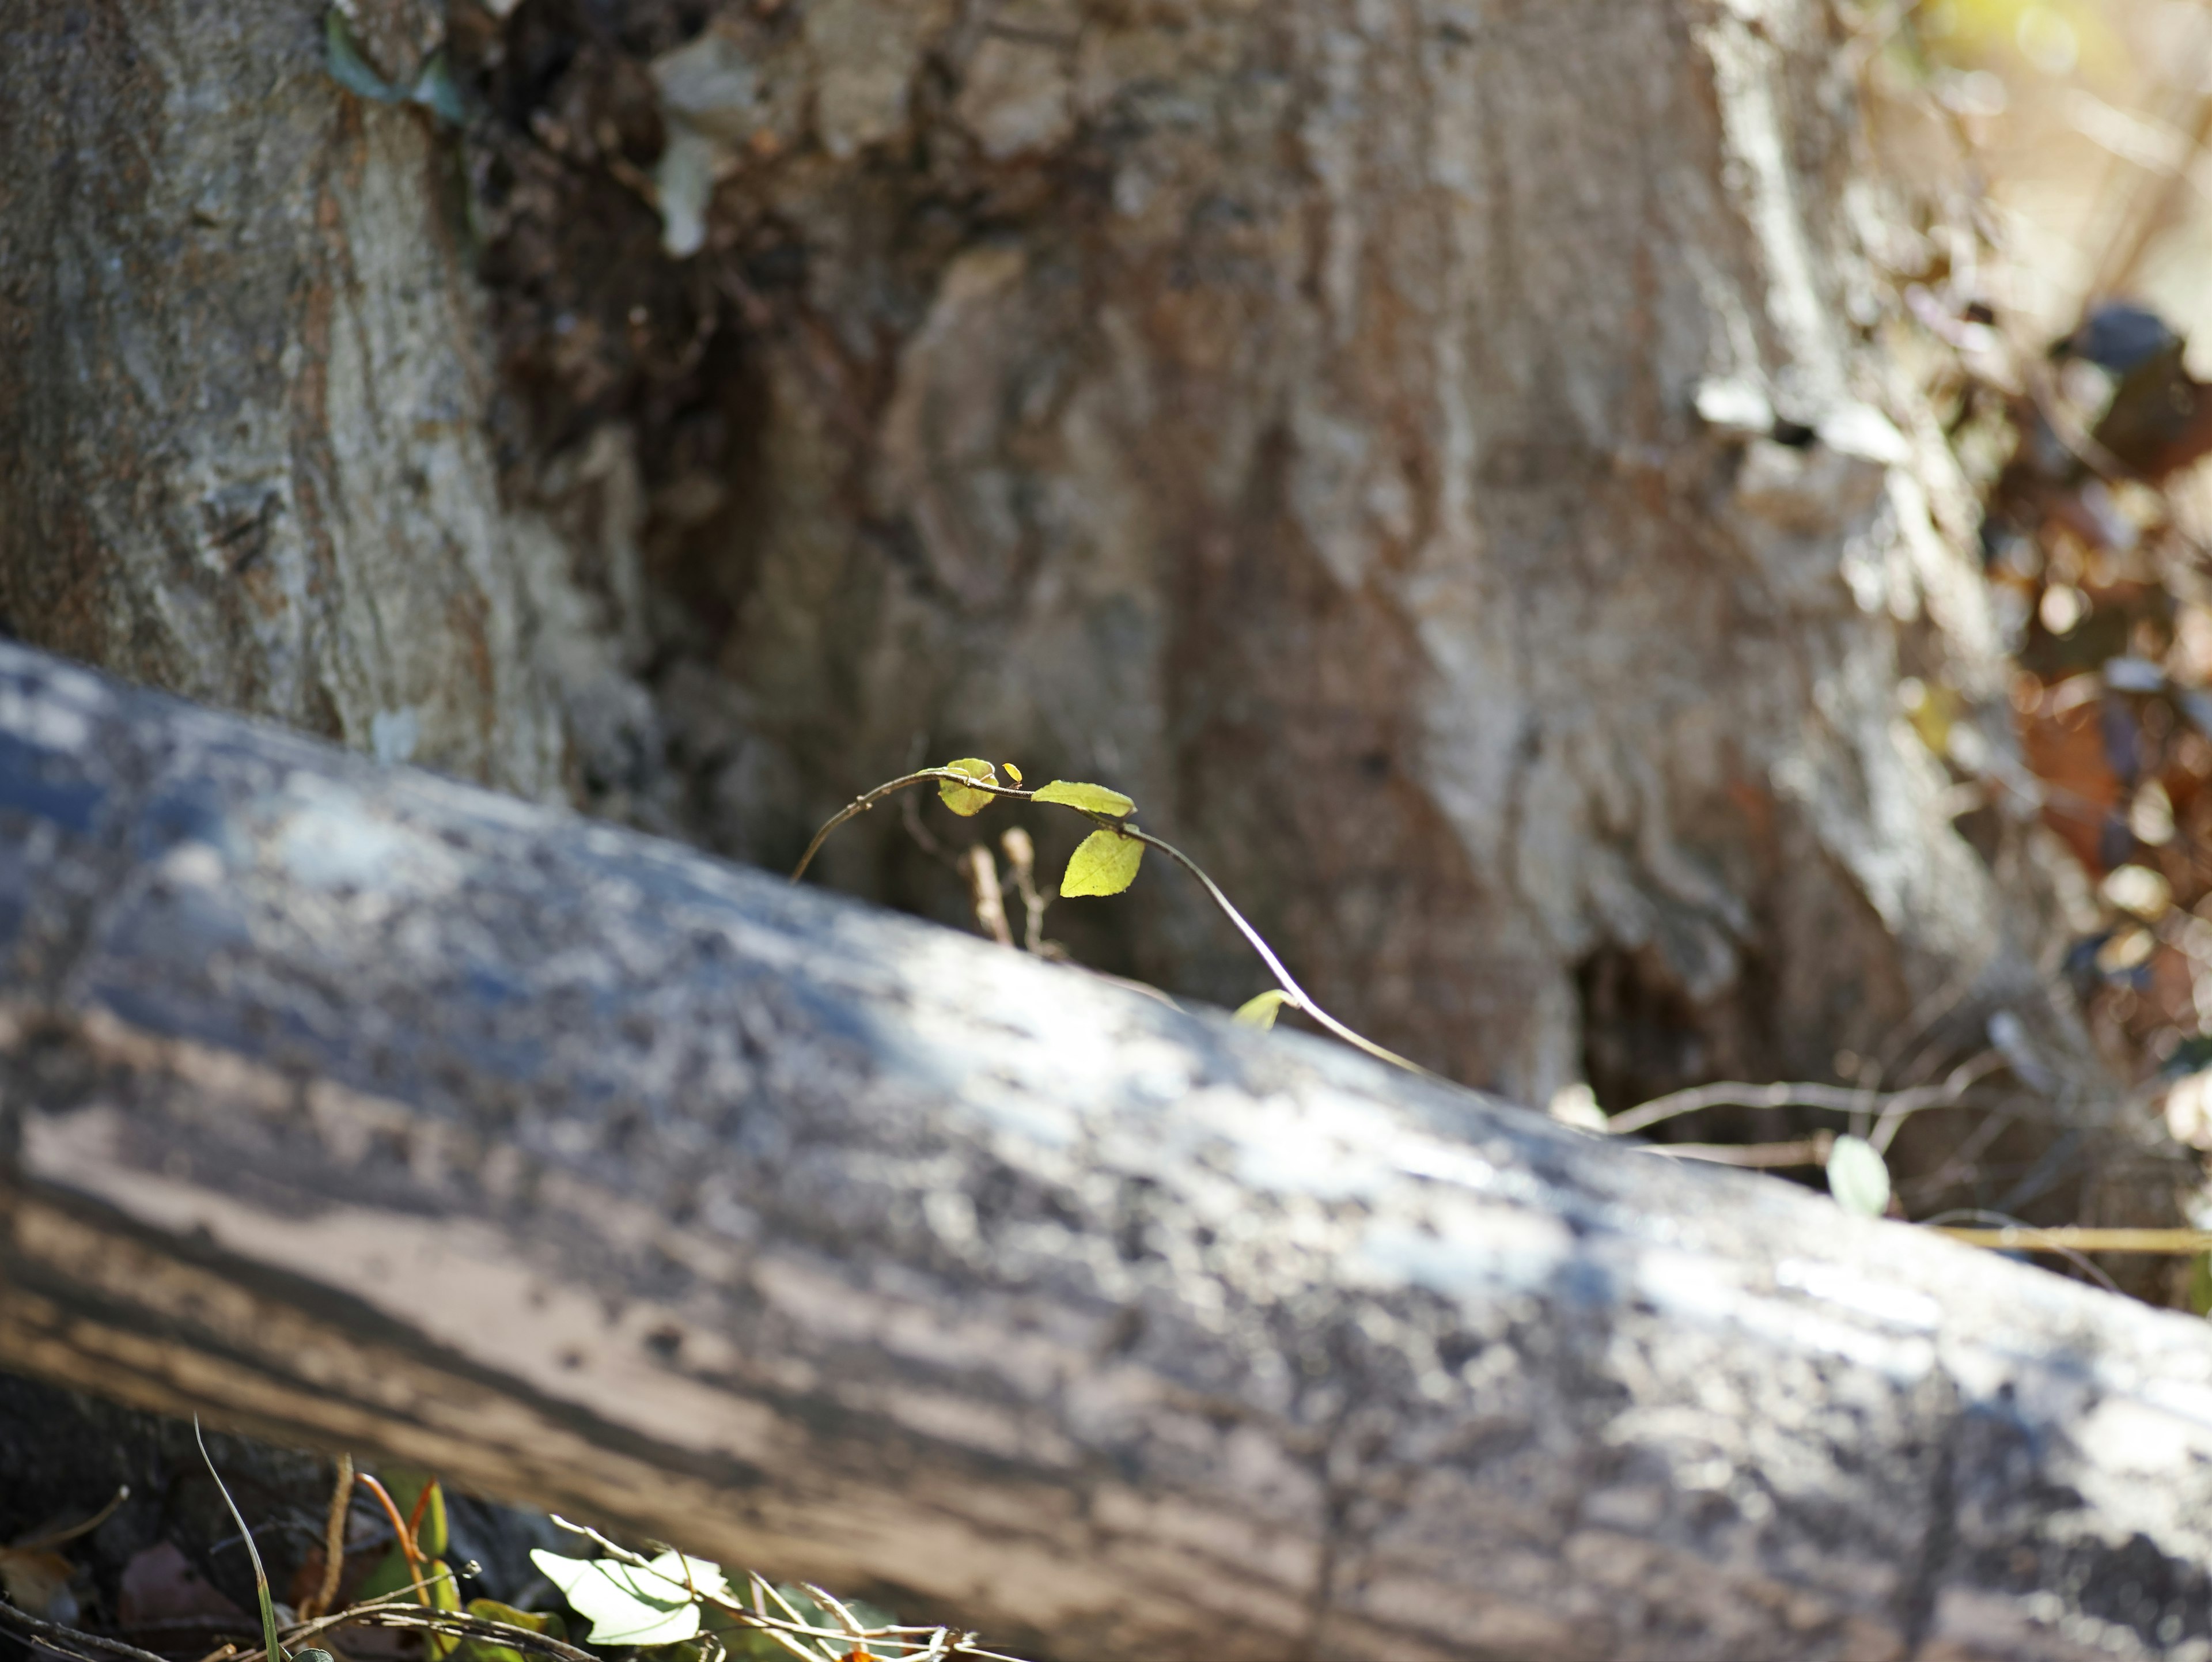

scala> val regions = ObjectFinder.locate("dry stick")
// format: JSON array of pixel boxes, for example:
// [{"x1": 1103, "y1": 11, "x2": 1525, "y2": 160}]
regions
[
  {"x1": 964, "y1": 844, "x2": 1014, "y2": 947},
  {"x1": 1934, "y1": 1226, "x2": 2212, "y2": 1254},
  {"x1": 790, "y1": 771, "x2": 1034, "y2": 885},
  {"x1": 0, "y1": 1601, "x2": 177, "y2": 1662},
  {"x1": 10, "y1": 1485, "x2": 129, "y2": 1553},
  {"x1": 1605, "y1": 1050, "x2": 2005, "y2": 1142},
  {"x1": 299, "y1": 1455, "x2": 353, "y2": 1622},
  {"x1": 1644, "y1": 1134, "x2": 1834, "y2": 1169}
]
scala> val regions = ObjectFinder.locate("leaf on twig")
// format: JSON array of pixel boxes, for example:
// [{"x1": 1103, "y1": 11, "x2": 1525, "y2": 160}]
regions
[
  {"x1": 529, "y1": 1550, "x2": 728, "y2": 1646},
  {"x1": 1029, "y1": 780, "x2": 1134, "y2": 816},
  {"x1": 1826, "y1": 1134, "x2": 1891, "y2": 1218},
  {"x1": 937, "y1": 759, "x2": 998, "y2": 817},
  {"x1": 1061, "y1": 829, "x2": 1142, "y2": 897},
  {"x1": 1233, "y1": 990, "x2": 1291, "y2": 1029}
]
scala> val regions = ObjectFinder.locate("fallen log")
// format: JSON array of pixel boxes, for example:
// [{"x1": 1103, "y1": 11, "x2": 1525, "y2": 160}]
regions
[{"x1": 1, "y1": 640, "x2": 2209, "y2": 1662}]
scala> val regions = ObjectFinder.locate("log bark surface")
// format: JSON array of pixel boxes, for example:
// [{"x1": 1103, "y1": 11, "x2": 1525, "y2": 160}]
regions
[{"x1": 1, "y1": 643, "x2": 2210, "y2": 1662}]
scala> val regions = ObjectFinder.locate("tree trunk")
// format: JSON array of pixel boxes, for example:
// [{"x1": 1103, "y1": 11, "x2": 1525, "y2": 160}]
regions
[
  {"x1": 3, "y1": 642, "x2": 2211, "y2": 1662},
  {"x1": 0, "y1": 0, "x2": 2129, "y2": 1142}
]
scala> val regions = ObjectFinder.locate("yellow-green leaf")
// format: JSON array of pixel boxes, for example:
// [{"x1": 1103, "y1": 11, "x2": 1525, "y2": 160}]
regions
[
  {"x1": 1030, "y1": 779, "x2": 1135, "y2": 817},
  {"x1": 458, "y1": 1598, "x2": 565, "y2": 1662},
  {"x1": 1061, "y1": 829, "x2": 1142, "y2": 897},
  {"x1": 1234, "y1": 990, "x2": 1291, "y2": 1029},
  {"x1": 938, "y1": 758, "x2": 998, "y2": 817}
]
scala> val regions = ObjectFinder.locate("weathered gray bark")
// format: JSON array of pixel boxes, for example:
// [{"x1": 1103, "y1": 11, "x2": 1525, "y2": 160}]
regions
[
  {"x1": 0, "y1": 0, "x2": 2116, "y2": 1134},
  {"x1": 0, "y1": 0, "x2": 658, "y2": 808},
  {"x1": 2, "y1": 643, "x2": 2210, "y2": 1662}
]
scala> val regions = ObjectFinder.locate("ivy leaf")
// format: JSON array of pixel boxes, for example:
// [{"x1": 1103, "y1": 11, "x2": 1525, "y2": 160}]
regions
[
  {"x1": 937, "y1": 758, "x2": 998, "y2": 817},
  {"x1": 529, "y1": 1550, "x2": 727, "y2": 1646},
  {"x1": 1061, "y1": 829, "x2": 1142, "y2": 897},
  {"x1": 1825, "y1": 1135, "x2": 1891, "y2": 1218},
  {"x1": 1234, "y1": 990, "x2": 1291, "y2": 1029},
  {"x1": 1029, "y1": 779, "x2": 1134, "y2": 817}
]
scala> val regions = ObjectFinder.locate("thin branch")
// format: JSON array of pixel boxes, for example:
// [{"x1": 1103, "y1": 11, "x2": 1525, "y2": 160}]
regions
[
  {"x1": 10, "y1": 1486, "x2": 130, "y2": 1553},
  {"x1": 299, "y1": 1455, "x2": 352, "y2": 1622},
  {"x1": 1640, "y1": 1135, "x2": 1834, "y2": 1169},
  {"x1": 0, "y1": 1602, "x2": 176, "y2": 1662},
  {"x1": 1933, "y1": 1226, "x2": 2212, "y2": 1255},
  {"x1": 1117, "y1": 826, "x2": 1437, "y2": 1080},
  {"x1": 793, "y1": 775, "x2": 1433, "y2": 1080},
  {"x1": 1606, "y1": 1050, "x2": 2004, "y2": 1142},
  {"x1": 790, "y1": 771, "x2": 1033, "y2": 885}
]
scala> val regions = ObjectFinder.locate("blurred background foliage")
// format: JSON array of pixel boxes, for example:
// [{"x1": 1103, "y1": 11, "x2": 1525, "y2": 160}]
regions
[{"x1": 1865, "y1": 0, "x2": 2212, "y2": 1233}]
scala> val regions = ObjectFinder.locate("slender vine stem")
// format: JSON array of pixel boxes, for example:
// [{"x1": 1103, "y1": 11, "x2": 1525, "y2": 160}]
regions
[
  {"x1": 790, "y1": 770, "x2": 1034, "y2": 885},
  {"x1": 789, "y1": 771, "x2": 1434, "y2": 1081},
  {"x1": 1115, "y1": 824, "x2": 1434, "y2": 1079}
]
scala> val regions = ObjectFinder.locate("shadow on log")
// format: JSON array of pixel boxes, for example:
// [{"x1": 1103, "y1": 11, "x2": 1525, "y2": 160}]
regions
[{"x1": 1, "y1": 641, "x2": 2210, "y2": 1661}]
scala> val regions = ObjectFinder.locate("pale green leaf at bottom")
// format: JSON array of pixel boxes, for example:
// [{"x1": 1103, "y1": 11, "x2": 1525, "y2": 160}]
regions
[{"x1": 1825, "y1": 1134, "x2": 1891, "y2": 1218}]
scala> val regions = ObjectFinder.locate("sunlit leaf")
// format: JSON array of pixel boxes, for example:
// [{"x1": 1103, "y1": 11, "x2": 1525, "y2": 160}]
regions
[
  {"x1": 937, "y1": 758, "x2": 998, "y2": 817},
  {"x1": 1825, "y1": 1134, "x2": 1891, "y2": 1218},
  {"x1": 529, "y1": 1550, "x2": 726, "y2": 1647},
  {"x1": 1030, "y1": 779, "x2": 1134, "y2": 817},
  {"x1": 1061, "y1": 829, "x2": 1142, "y2": 897},
  {"x1": 325, "y1": 9, "x2": 400, "y2": 102},
  {"x1": 1234, "y1": 990, "x2": 1291, "y2": 1029}
]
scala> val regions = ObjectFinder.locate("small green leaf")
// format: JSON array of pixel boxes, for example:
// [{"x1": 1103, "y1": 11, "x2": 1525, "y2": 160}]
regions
[
  {"x1": 325, "y1": 9, "x2": 400, "y2": 102},
  {"x1": 458, "y1": 1599, "x2": 565, "y2": 1662},
  {"x1": 529, "y1": 1550, "x2": 724, "y2": 1647},
  {"x1": 937, "y1": 758, "x2": 998, "y2": 817},
  {"x1": 1061, "y1": 828, "x2": 1142, "y2": 897},
  {"x1": 1030, "y1": 779, "x2": 1135, "y2": 816},
  {"x1": 1825, "y1": 1134, "x2": 1891, "y2": 1218},
  {"x1": 1234, "y1": 990, "x2": 1291, "y2": 1029}
]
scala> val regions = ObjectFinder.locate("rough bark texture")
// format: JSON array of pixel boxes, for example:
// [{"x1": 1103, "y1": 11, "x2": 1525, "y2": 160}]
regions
[
  {"x1": 0, "y1": 0, "x2": 659, "y2": 807},
  {"x1": 0, "y1": 0, "x2": 2108, "y2": 1123},
  {"x1": 4, "y1": 644, "x2": 2212, "y2": 1662}
]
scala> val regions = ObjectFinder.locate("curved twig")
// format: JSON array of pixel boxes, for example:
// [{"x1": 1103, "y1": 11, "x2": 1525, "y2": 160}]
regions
[
  {"x1": 790, "y1": 771, "x2": 1034, "y2": 885},
  {"x1": 792, "y1": 778, "x2": 1434, "y2": 1080},
  {"x1": 1607, "y1": 1050, "x2": 2004, "y2": 1141},
  {"x1": 1116, "y1": 826, "x2": 1435, "y2": 1080}
]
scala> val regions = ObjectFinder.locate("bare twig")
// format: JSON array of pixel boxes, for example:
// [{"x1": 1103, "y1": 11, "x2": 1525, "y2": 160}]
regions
[
  {"x1": 790, "y1": 770, "x2": 1033, "y2": 885},
  {"x1": 0, "y1": 1601, "x2": 176, "y2": 1662},
  {"x1": 964, "y1": 845, "x2": 1014, "y2": 947},
  {"x1": 1933, "y1": 1225, "x2": 2212, "y2": 1254},
  {"x1": 1116, "y1": 824, "x2": 1437, "y2": 1080},
  {"x1": 1607, "y1": 1050, "x2": 2005, "y2": 1142},
  {"x1": 10, "y1": 1486, "x2": 129, "y2": 1553},
  {"x1": 1641, "y1": 1134, "x2": 1834, "y2": 1169},
  {"x1": 298, "y1": 1455, "x2": 352, "y2": 1622}
]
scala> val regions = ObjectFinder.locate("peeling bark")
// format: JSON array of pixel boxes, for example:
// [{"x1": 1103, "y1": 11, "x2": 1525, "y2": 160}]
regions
[{"x1": 2, "y1": 643, "x2": 2211, "y2": 1662}]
